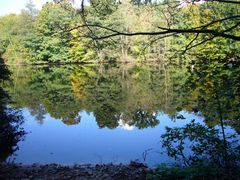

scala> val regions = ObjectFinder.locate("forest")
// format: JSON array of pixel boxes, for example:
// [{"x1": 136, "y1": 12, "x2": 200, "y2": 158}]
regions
[{"x1": 0, "y1": 0, "x2": 239, "y2": 64}]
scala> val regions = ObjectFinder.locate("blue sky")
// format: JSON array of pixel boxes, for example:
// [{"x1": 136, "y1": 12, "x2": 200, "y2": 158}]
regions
[{"x1": 0, "y1": 0, "x2": 49, "y2": 16}]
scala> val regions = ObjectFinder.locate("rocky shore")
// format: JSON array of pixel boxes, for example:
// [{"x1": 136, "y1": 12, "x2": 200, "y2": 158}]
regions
[{"x1": 0, "y1": 161, "x2": 150, "y2": 180}]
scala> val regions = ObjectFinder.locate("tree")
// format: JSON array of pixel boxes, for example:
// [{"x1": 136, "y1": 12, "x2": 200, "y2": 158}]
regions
[
  {"x1": 75, "y1": 0, "x2": 240, "y2": 52},
  {"x1": 24, "y1": 1, "x2": 79, "y2": 63},
  {"x1": 0, "y1": 63, "x2": 25, "y2": 162},
  {"x1": 161, "y1": 120, "x2": 240, "y2": 168},
  {"x1": 0, "y1": 1, "x2": 37, "y2": 63}
]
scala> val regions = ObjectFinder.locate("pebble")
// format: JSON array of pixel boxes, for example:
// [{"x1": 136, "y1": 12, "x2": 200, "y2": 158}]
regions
[{"x1": 0, "y1": 162, "x2": 149, "y2": 180}]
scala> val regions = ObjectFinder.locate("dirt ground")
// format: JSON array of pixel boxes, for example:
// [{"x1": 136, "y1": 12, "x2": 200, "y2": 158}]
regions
[{"x1": 0, "y1": 161, "x2": 150, "y2": 180}]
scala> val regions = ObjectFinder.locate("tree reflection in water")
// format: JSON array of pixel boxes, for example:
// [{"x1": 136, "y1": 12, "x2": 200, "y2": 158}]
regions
[
  {"x1": 2, "y1": 56, "x2": 240, "y2": 173},
  {"x1": 6, "y1": 64, "x2": 183, "y2": 129},
  {"x1": 0, "y1": 62, "x2": 25, "y2": 162},
  {"x1": 159, "y1": 55, "x2": 240, "y2": 178},
  {"x1": 162, "y1": 121, "x2": 240, "y2": 168}
]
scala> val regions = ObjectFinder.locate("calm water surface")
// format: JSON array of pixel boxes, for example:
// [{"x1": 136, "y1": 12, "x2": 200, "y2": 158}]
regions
[{"x1": 2, "y1": 63, "x2": 240, "y2": 167}]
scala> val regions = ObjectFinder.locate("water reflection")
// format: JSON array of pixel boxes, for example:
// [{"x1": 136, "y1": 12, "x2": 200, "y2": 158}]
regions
[
  {"x1": 162, "y1": 120, "x2": 240, "y2": 168},
  {"x1": 0, "y1": 63, "x2": 25, "y2": 162},
  {"x1": 2, "y1": 59, "x2": 240, "y2": 166},
  {"x1": 184, "y1": 55, "x2": 240, "y2": 133},
  {"x1": 6, "y1": 64, "x2": 188, "y2": 129},
  {"x1": 159, "y1": 55, "x2": 240, "y2": 171}
]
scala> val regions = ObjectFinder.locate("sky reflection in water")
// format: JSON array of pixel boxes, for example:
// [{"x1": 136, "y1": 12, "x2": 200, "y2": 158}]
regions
[
  {"x1": 12, "y1": 109, "x2": 203, "y2": 167},
  {"x1": 3, "y1": 63, "x2": 240, "y2": 167}
]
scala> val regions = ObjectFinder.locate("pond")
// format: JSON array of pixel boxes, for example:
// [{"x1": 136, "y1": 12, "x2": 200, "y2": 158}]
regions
[{"x1": 1, "y1": 63, "x2": 240, "y2": 167}]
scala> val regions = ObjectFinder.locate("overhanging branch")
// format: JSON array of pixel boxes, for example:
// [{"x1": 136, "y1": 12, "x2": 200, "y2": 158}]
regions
[{"x1": 73, "y1": 23, "x2": 240, "y2": 41}]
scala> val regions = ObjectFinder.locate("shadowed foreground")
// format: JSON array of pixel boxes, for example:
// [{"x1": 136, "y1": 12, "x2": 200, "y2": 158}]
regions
[{"x1": 0, "y1": 162, "x2": 149, "y2": 180}]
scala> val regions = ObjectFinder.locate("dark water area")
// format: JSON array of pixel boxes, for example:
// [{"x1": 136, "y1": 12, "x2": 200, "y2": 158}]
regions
[{"x1": 1, "y1": 62, "x2": 240, "y2": 168}]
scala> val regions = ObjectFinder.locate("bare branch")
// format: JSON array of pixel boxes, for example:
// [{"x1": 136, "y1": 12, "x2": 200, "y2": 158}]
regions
[
  {"x1": 184, "y1": 33, "x2": 200, "y2": 53},
  {"x1": 158, "y1": 26, "x2": 240, "y2": 41},
  {"x1": 82, "y1": 25, "x2": 240, "y2": 41},
  {"x1": 181, "y1": 0, "x2": 240, "y2": 4},
  {"x1": 70, "y1": 12, "x2": 240, "y2": 41},
  {"x1": 182, "y1": 36, "x2": 216, "y2": 54},
  {"x1": 194, "y1": 15, "x2": 240, "y2": 30},
  {"x1": 210, "y1": 0, "x2": 240, "y2": 4},
  {"x1": 181, "y1": 22, "x2": 240, "y2": 53}
]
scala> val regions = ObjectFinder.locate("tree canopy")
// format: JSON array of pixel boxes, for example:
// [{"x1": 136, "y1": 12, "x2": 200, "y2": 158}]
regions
[{"x1": 0, "y1": 0, "x2": 239, "y2": 64}]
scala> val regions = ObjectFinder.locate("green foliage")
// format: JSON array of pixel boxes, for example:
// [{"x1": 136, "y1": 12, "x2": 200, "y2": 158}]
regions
[
  {"x1": 0, "y1": 0, "x2": 239, "y2": 64},
  {"x1": 69, "y1": 29, "x2": 97, "y2": 62},
  {"x1": 147, "y1": 164, "x2": 240, "y2": 179},
  {"x1": 147, "y1": 119, "x2": 240, "y2": 179},
  {"x1": 0, "y1": 5, "x2": 37, "y2": 63},
  {"x1": 161, "y1": 120, "x2": 240, "y2": 166},
  {"x1": 0, "y1": 14, "x2": 19, "y2": 62},
  {"x1": 172, "y1": 2, "x2": 240, "y2": 60},
  {"x1": 183, "y1": 54, "x2": 240, "y2": 132},
  {"x1": 27, "y1": 2, "x2": 76, "y2": 62}
]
